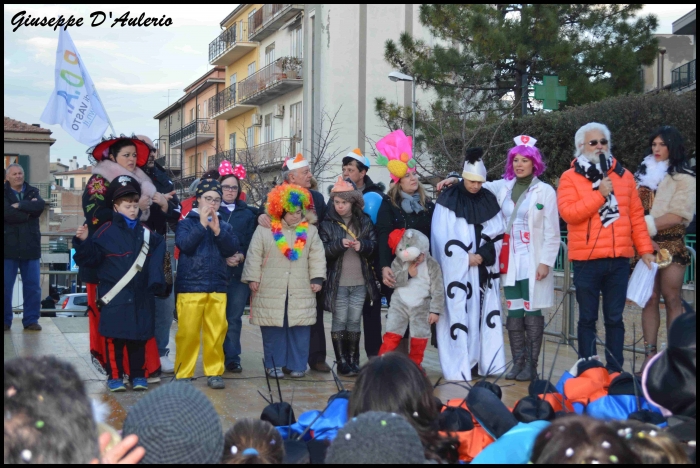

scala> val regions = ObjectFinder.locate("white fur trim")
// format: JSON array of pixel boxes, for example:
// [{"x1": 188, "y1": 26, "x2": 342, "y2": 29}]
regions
[
  {"x1": 92, "y1": 160, "x2": 157, "y2": 221},
  {"x1": 636, "y1": 155, "x2": 668, "y2": 190},
  {"x1": 645, "y1": 214, "x2": 657, "y2": 238}
]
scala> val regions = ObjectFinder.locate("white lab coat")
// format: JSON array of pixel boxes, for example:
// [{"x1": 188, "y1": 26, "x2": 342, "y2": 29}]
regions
[{"x1": 484, "y1": 179, "x2": 561, "y2": 309}]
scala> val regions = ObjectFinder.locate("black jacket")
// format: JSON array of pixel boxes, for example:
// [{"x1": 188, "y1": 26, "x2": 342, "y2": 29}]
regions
[
  {"x1": 218, "y1": 200, "x2": 257, "y2": 281},
  {"x1": 143, "y1": 162, "x2": 181, "y2": 235},
  {"x1": 360, "y1": 175, "x2": 385, "y2": 195},
  {"x1": 319, "y1": 209, "x2": 380, "y2": 313},
  {"x1": 4, "y1": 181, "x2": 45, "y2": 260},
  {"x1": 72, "y1": 212, "x2": 165, "y2": 341},
  {"x1": 375, "y1": 197, "x2": 435, "y2": 269}
]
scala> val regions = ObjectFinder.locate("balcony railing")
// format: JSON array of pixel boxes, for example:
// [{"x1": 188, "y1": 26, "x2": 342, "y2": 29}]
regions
[
  {"x1": 243, "y1": 137, "x2": 296, "y2": 168},
  {"x1": 34, "y1": 183, "x2": 52, "y2": 201},
  {"x1": 238, "y1": 57, "x2": 303, "y2": 105},
  {"x1": 671, "y1": 59, "x2": 696, "y2": 91},
  {"x1": 169, "y1": 119, "x2": 215, "y2": 149},
  {"x1": 208, "y1": 22, "x2": 257, "y2": 66},
  {"x1": 249, "y1": 4, "x2": 303, "y2": 41}
]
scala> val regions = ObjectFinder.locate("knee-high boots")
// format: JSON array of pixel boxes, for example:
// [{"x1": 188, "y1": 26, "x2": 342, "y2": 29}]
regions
[
  {"x1": 516, "y1": 315, "x2": 544, "y2": 381},
  {"x1": 505, "y1": 317, "x2": 526, "y2": 380}
]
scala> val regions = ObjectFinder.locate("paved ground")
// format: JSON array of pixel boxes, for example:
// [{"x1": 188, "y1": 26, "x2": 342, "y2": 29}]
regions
[{"x1": 5, "y1": 302, "x2": 653, "y2": 431}]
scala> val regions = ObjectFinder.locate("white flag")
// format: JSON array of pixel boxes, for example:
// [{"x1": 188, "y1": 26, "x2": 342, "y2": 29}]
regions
[{"x1": 40, "y1": 29, "x2": 110, "y2": 146}]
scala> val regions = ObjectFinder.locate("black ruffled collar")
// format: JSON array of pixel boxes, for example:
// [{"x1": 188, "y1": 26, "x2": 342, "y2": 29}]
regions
[{"x1": 436, "y1": 182, "x2": 501, "y2": 223}]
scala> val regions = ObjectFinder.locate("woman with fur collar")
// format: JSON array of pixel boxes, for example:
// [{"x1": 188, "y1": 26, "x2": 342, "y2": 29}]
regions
[
  {"x1": 634, "y1": 126, "x2": 696, "y2": 371},
  {"x1": 80, "y1": 135, "x2": 162, "y2": 379}
]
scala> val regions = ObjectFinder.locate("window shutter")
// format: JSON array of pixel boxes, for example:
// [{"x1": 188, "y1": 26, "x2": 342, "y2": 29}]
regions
[{"x1": 17, "y1": 155, "x2": 30, "y2": 182}]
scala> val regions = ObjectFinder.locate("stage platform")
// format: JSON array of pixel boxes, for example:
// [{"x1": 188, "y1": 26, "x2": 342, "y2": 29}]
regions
[{"x1": 5, "y1": 313, "x2": 643, "y2": 430}]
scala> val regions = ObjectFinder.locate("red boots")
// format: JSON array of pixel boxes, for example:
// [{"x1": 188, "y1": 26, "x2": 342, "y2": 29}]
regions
[
  {"x1": 378, "y1": 332, "x2": 402, "y2": 356},
  {"x1": 379, "y1": 333, "x2": 428, "y2": 368}
]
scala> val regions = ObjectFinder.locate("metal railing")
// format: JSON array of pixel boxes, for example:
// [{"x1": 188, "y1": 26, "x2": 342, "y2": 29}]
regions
[
  {"x1": 209, "y1": 149, "x2": 241, "y2": 169},
  {"x1": 242, "y1": 137, "x2": 295, "y2": 167},
  {"x1": 169, "y1": 119, "x2": 215, "y2": 147},
  {"x1": 249, "y1": 4, "x2": 288, "y2": 38},
  {"x1": 671, "y1": 59, "x2": 696, "y2": 91},
  {"x1": 209, "y1": 22, "x2": 250, "y2": 63},
  {"x1": 208, "y1": 84, "x2": 237, "y2": 117},
  {"x1": 238, "y1": 57, "x2": 302, "y2": 103},
  {"x1": 33, "y1": 182, "x2": 52, "y2": 200}
]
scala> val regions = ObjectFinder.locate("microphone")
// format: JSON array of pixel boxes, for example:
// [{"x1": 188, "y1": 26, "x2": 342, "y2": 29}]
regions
[{"x1": 599, "y1": 152, "x2": 609, "y2": 174}]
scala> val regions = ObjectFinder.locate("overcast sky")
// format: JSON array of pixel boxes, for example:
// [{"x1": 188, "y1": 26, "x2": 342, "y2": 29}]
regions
[{"x1": 4, "y1": 4, "x2": 696, "y2": 169}]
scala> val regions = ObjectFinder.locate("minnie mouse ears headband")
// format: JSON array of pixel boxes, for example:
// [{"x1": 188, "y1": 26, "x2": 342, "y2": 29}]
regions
[
  {"x1": 219, "y1": 160, "x2": 247, "y2": 180},
  {"x1": 513, "y1": 135, "x2": 537, "y2": 147}
]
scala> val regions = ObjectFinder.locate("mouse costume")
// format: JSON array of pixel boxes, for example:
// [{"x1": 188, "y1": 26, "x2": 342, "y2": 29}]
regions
[{"x1": 431, "y1": 148, "x2": 506, "y2": 380}]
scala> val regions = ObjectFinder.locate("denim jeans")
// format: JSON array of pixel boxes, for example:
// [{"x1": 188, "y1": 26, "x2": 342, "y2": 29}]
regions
[
  {"x1": 573, "y1": 257, "x2": 630, "y2": 372},
  {"x1": 223, "y1": 278, "x2": 250, "y2": 367},
  {"x1": 154, "y1": 289, "x2": 175, "y2": 357},
  {"x1": 4, "y1": 259, "x2": 41, "y2": 327},
  {"x1": 332, "y1": 285, "x2": 366, "y2": 333}
]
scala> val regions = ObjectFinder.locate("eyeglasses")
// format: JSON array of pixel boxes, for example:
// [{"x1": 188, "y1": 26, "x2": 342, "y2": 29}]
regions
[
  {"x1": 202, "y1": 196, "x2": 222, "y2": 204},
  {"x1": 587, "y1": 139, "x2": 609, "y2": 146},
  {"x1": 221, "y1": 185, "x2": 239, "y2": 191}
]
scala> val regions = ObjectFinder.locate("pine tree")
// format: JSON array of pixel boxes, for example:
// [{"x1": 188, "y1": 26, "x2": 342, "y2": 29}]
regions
[{"x1": 382, "y1": 4, "x2": 659, "y2": 117}]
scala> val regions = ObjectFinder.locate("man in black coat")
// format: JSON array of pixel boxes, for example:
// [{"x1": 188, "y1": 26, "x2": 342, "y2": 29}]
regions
[
  {"x1": 257, "y1": 154, "x2": 330, "y2": 372},
  {"x1": 4, "y1": 164, "x2": 45, "y2": 331},
  {"x1": 137, "y1": 135, "x2": 182, "y2": 375},
  {"x1": 342, "y1": 150, "x2": 386, "y2": 358}
]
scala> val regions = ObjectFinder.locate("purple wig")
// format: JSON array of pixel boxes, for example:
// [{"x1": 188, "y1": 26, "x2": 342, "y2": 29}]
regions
[{"x1": 503, "y1": 145, "x2": 546, "y2": 180}]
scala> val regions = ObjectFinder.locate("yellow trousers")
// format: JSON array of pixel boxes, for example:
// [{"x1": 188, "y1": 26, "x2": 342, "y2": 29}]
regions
[{"x1": 175, "y1": 292, "x2": 227, "y2": 379}]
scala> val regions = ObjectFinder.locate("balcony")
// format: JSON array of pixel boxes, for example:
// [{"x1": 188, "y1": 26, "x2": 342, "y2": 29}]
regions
[
  {"x1": 241, "y1": 137, "x2": 297, "y2": 169},
  {"x1": 671, "y1": 59, "x2": 696, "y2": 93},
  {"x1": 169, "y1": 119, "x2": 216, "y2": 150},
  {"x1": 209, "y1": 84, "x2": 256, "y2": 120},
  {"x1": 209, "y1": 22, "x2": 257, "y2": 66},
  {"x1": 248, "y1": 4, "x2": 304, "y2": 42},
  {"x1": 238, "y1": 57, "x2": 303, "y2": 105}
]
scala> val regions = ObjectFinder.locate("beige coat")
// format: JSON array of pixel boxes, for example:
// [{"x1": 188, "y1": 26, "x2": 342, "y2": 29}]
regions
[{"x1": 242, "y1": 220, "x2": 326, "y2": 327}]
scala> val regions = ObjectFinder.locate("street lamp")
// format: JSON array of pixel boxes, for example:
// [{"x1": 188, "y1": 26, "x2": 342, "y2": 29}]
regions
[{"x1": 388, "y1": 71, "x2": 416, "y2": 153}]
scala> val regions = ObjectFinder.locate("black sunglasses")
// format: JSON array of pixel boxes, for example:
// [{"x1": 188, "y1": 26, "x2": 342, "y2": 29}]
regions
[{"x1": 587, "y1": 139, "x2": 609, "y2": 146}]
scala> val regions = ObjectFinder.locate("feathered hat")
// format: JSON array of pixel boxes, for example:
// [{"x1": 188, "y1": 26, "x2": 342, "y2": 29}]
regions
[
  {"x1": 376, "y1": 130, "x2": 415, "y2": 182},
  {"x1": 462, "y1": 147, "x2": 487, "y2": 182},
  {"x1": 330, "y1": 176, "x2": 364, "y2": 209},
  {"x1": 283, "y1": 153, "x2": 309, "y2": 171},
  {"x1": 88, "y1": 134, "x2": 151, "y2": 168},
  {"x1": 265, "y1": 184, "x2": 312, "y2": 220}
]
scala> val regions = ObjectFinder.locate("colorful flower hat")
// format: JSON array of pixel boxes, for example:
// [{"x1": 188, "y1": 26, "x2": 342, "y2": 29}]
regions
[
  {"x1": 376, "y1": 129, "x2": 415, "y2": 182},
  {"x1": 265, "y1": 184, "x2": 312, "y2": 220},
  {"x1": 88, "y1": 134, "x2": 150, "y2": 168}
]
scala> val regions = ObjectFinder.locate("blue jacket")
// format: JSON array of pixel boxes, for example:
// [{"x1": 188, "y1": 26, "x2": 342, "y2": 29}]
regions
[
  {"x1": 218, "y1": 200, "x2": 257, "y2": 281},
  {"x1": 72, "y1": 213, "x2": 165, "y2": 341},
  {"x1": 175, "y1": 210, "x2": 239, "y2": 294}
]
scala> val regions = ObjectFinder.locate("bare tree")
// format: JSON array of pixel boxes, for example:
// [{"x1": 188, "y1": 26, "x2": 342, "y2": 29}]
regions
[{"x1": 308, "y1": 106, "x2": 347, "y2": 185}]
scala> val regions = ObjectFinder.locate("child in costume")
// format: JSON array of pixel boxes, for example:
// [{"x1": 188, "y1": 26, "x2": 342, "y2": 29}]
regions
[
  {"x1": 378, "y1": 229, "x2": 444, "y2": 368},
  {"x1": 319, "y1": 177, "x2": 380, "y2": 375},
  {"x1": 174, "y1": 179, "x2": 239, "y2": 389},
  {"x1": 242, "y1": 184, "x2": 326, "y2": 379},
  {"x1": 73, "y1": 175, "x2": 166, "y2": 392}
]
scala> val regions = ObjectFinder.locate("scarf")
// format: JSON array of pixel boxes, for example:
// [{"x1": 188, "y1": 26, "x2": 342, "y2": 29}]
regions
[
  {"x1": 400, "y1": 190, "x2": 425, "y2": 214},
  {"x1": 635, "y1": 155, "x2": 669, "y2": 191},
  {"x1": 221, "y1": 201, "x2": 236, "y2": 212},
  {"x1": 119, "y1": 213, "x2": 138, "y2": 229},
  {"x1": 574, "y1": 153, "x2": 620, "y2": 227}
]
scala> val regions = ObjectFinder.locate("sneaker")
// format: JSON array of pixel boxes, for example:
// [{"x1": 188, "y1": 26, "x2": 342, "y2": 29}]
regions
[
  {"x1": 107, "y1": 379, "x2": 126, "y2": 392},
  {"x1": 23, "y1": 323, "x2": 42, "y2": 331},
  {"x1": 132, "y1": 377, "x2": 148, "y2": 391},
  {"x1": 266, "y1": 367, "x2": 285, "y2": 379},
  {"x1": 207, "y1": 375, "x2": 225, "y2": 389},
  {"x1": 147, "y1": 369, "x2": 161, "y2": 384},
  {"x1": 289, "y1": 370, "x2": 305, "y2": 378},
  {"x1": 226, "y1": 362, "x2": 242, "y2": 373},
  {"x1": 160, "y1": 356, "x2": 175, "y2": 374}
]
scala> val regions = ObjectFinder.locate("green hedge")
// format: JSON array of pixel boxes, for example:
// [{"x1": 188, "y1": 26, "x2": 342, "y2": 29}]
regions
[{"x1": 450, "y1": 91, "x2": 696, "y2": 184}]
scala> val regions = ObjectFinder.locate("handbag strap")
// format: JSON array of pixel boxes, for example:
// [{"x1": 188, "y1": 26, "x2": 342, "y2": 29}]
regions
[
  {"x1": 98, "y1": 229, "x2": 150, "y2": 307},
  {"x1": 505, "y1": 178, "x2": 540, "y2": 233},
  {"x1": 336, "y1": 221, "x2": 358, "y2": 240}
]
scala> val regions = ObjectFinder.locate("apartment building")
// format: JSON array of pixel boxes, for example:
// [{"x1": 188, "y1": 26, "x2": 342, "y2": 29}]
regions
[{"x1": 154, "y1": 67, "x2": 227, "y2": 194}]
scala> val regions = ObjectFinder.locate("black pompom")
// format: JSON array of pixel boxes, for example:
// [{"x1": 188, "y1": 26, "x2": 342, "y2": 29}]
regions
[{"x1": 464, "y1": 147, "x2": 484, "y2": 164}]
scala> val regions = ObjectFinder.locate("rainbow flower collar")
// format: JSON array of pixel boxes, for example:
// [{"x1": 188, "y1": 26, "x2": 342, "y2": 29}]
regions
[{"x1": 271, "y1": 219, "x2": 308, "y2": 261}]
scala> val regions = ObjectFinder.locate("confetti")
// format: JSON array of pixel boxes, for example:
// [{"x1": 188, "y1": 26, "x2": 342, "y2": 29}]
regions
[
  {"x1": 270, "y1": 439, "x2": 276, "y2": 445},
  {"x1": 609, "y1": 455, "x2": 619, "y2": 463},
  {"x1": 601, "y1": 441, "x2": 611, "y2": 449},
  {"x1": 544, "y1": 431, "x2": 552, "y2": 439},
  {"x1": 345, "y1": 433, "x2": 351, "y2": 440},
  {"x1": 565, "y1": 448, "x2": 574, "y2": 458},
  {"x1": 21, "y1": 450, "x2": 32, "y2": 462},
  {"x1": 637, "y1": 432, "x2": 645, "y2": 438},
  {"x1": 559, "y1": 426, "x2": 566, "y2": 432},
  {"x1": 412, "y1": 412, "x2": 419, "y2": 418},
  {"x1": 617, "y1": 429, "x2": 626, "y2": 437},
  {"x1": 591, "y1": 460, "x2": 600, "y2": 464},
  {"x1": 37, "y1": 395, "x2": 44, "y2": 402},
  {"x1": 6, "y1": 387, "x2": 17, "y2": 397},
  {"x1": 230, "y1": 446, "x2": 238, "y2": 455},
  {"x1": 649, "y1": 430, "x2": 657, "y2": 437},
  {"x1": 381, "y1": 420, "x2": 387, "y2": 426},
  {"x1": 35, "y1": 420, "x2": 45, "y2": 429},
  {"x1": 687, "y1": 440, "x2": 695, "y2": 448}
]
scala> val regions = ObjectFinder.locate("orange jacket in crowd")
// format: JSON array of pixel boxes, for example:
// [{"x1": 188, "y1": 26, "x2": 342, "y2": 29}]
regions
[{"x1": 557, "y1": 157, "x2": 653, "y2": 261}]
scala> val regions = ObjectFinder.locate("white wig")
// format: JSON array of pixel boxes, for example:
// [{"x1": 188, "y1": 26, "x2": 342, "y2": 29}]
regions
[{"x1": 574, "y1": 122, "x2": 611, "y2": 157}]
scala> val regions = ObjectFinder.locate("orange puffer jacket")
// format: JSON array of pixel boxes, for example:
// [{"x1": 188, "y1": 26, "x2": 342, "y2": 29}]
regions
[{"x1": 558, "y1": 158, "x2": 653, "y2": 261}]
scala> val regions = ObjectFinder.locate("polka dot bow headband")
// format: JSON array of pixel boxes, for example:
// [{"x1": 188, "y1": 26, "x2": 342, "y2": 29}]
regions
[{"x1": 219, "y1": 160, "x2": 247, "y2": 179}]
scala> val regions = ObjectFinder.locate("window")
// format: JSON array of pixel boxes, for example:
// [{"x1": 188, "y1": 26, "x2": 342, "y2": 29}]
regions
[
  {"x1": 74, "y1": 296, "x2": 88, "y2": 307},
  {"x1": 81, "y1": 177, "x2": 86, "y2": 189},
  {"x1": 50, "y1": 192, "x2": 58, "y2": 208},
  {"x1": 189, "y1": 155, "x2": 195, "y2": 176},
  {"x1": 290, "y1": 101, "x2": 302, "y2": 141},
  {"x1": 197, "y1": 104, "x2": 202, "y2": 119},
  {"x1": 203, "y1": 101, "x2": 208, "y2": 119},
  {"x1": 189, "y1": 107, "x2": 195, "y2": 123},
  {"x1": 248, "y1": 61, "x2": 256, "y2": 76},
  {"x1": 291, "y1": 25, "x2": 303, "y2": 58},
  {"x1": 229, "y1": 133, "x2": 237, "y2": 152},
  {"x1": 169, "y1": 115, "x2": 172, "y2": 125},
  {"x1": 263, "y1": 113, "x2": 273, "y2": 142},
  {"x1": 265, "y1": 43, "x2": 276, "y2": 66},
  {"x1": 69, "y1": 178, "x2": 74, "y2": 189},
  {"x1": 246, "y1": 126, "x2": 255, "y2": 147},
  {"x1": 55, "y1": 178, "x2": 62, "y2": 187}
]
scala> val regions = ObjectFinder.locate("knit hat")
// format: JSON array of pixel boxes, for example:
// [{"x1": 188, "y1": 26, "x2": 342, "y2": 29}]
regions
[
  {"x1": 283, "y1": 153, "x2": 309, "y2": 171},
  {"x1": 265, "y1": 184, "x2": 312, "y2": 220},
  {"x1": 121, "y1": 383, "x2": 224, "y2": 464},
  {"x1": 105, "y1": 175, "x2": 141, "y2": 207},
  {"x1": 326, "y1": 411, "x2": 426, "y2": 464},
  {"x1": 376, "y1": 129, "x2": 416, "y2": 182},
  {"x1": 196, "y1": 179, "x2": 223, "y2": 198},
  {"x1": 344, "y1": 148, "x2": 371, "y2": 169},
  {"x1": 462, "y1": 147, "x2": 487, "y2": 182},
  {"x1": 329, "y1": 177, "x2": 364, "y2": 209}
]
